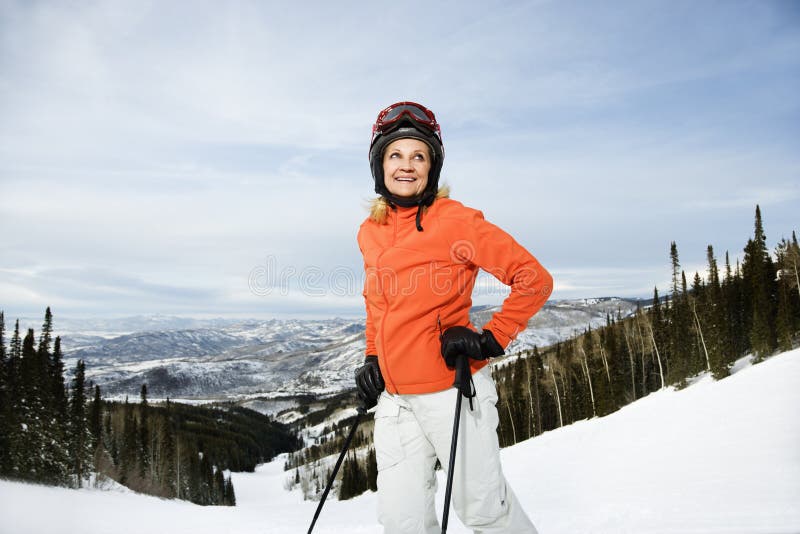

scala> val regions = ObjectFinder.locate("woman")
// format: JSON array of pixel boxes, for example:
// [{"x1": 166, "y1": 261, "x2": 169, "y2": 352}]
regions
[{"x1": 355, "y1": 101, "x2": 552, "y2": 533}]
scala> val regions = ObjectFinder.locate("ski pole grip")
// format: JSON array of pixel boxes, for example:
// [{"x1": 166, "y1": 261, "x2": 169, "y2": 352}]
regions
[
  {"x1": 453, "y1": 353, "x2": 467, "y2": 391},
  {"x1": 453, "y1": 354, "x2": 476, "y2": 411}
]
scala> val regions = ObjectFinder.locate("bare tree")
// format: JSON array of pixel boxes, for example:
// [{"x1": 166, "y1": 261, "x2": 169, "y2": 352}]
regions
[
  {"x1": 576, "y1": 338, "x2": 596, "y2": 417},
  {"x1": 634, "y1": 309, "x2": 649, "y2": 393},
  {"x1": 592, "y1": 329, "x2": 612, "y2": 385},
  {"x1": 622, "y1": 320, "x2": 638, "y2": 399},
  {"x1": 545, "y1": 353, "x2": 564, "y2": 428},
  {"x1": 641, "y1": 310, "x2": 665, "y2": 389},
  {"x1": 690, "y1": 298, "x2": 711, "y2": 372},
  {"x1": 504, "y1": 391, "x2": 517, "y2": 444},
  {"x1": 523, "y1": 353, "x2": 535, "y2": 438}
]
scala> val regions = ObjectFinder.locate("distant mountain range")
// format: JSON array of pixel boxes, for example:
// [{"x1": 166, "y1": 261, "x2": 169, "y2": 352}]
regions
[{"x1": 52, "y1": 298, "x2": 642, "y2": 400}]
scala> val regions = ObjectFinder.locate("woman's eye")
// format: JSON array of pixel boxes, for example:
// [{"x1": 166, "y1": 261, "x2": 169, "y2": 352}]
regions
[{"x1": 414, "y1": 154, "x2": 425, "y2": 161}]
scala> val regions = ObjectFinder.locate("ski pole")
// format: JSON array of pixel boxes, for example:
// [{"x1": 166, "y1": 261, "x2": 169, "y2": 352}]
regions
[
  {"x1": 441, "y1": 353, "x2": 470, "y2": 533},
  {"x1": 307, "y1": 405, "x2": 366, "y2": 534}
]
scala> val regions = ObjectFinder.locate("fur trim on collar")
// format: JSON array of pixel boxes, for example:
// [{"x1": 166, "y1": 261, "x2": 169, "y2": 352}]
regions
[{"x1": 368, "y1": 185, "x2": 451, "y2": 224}]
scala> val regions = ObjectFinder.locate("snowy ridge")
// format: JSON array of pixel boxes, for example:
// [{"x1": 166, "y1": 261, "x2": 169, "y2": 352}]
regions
[
  {"x1": 2, "y1": 348, "x2": 798, "y2": 533},
  {"x1": 473, "y1": 296, "x2": 640, "y2": 352}
]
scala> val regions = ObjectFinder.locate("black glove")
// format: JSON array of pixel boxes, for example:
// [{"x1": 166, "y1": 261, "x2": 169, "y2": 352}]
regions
[
  {"x1": 440, "y1": 326, "x2": 505, "y2": 368},
  {"x1": 355, "y1": 355, "x2": 385, "y2": 410}
]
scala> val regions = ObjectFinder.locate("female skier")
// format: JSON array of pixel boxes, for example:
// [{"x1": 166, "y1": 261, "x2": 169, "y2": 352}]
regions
[{"x1": 355, "y1": 101, "x2": 552, "y2": 533}]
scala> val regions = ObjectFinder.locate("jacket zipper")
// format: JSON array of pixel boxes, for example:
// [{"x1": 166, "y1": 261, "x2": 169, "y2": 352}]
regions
[{"x1": 376, "y1": 212, "x2": 399, "y2": 392}]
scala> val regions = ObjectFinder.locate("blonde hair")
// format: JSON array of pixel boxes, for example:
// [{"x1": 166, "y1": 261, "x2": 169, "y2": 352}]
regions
[{"x1": 367, "y1": 185, "x2": 451, "y2": 224}]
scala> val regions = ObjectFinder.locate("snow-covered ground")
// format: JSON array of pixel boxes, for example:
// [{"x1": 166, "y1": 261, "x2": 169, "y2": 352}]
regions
[{"x1": 2, "y1": 349, "x2": 799, "y2": 534}]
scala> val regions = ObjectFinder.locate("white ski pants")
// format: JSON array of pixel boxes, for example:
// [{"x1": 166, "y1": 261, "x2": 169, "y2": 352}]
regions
[{"x1": 373, "y1": 367, "x2": 538, "y2": 534}]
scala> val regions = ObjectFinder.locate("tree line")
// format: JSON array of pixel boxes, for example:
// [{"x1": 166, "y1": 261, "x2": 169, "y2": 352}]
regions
[
  {"x1": 491, "y1": 205, "x2": 799, "y2": 446},
  {"x1": 0, "y1": 308, "x2": 301, "y2": 505}
]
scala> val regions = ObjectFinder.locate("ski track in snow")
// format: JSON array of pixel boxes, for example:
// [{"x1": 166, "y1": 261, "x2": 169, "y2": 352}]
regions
[{"x1": 1, "y1": 349, "x2": 799, "y2": 534}]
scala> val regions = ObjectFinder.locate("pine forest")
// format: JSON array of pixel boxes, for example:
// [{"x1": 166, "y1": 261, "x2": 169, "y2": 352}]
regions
[{"x1": 0, "y1": 308, "x2": 301, "y2": 505}]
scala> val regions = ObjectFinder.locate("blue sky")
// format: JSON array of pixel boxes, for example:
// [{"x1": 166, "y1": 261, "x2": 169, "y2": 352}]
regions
[{"x1": 1, "y1": 0, "x2": 798, "y2": 320}]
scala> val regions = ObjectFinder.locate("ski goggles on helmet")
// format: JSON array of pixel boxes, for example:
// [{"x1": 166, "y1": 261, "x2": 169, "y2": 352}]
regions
[{"x1": 371, "y1": 101, "x2": 442, "y2": 144}]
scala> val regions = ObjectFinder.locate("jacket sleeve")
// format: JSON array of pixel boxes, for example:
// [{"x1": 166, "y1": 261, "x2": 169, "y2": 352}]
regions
[
  {"x1": 362, "y1": 262, "x2": 378, "y2": 356},
  {"x1": 358, "y1": 225, "x2": 378, "y2": 357},
  {"x1": 452, "y1": 209, "x2": 553, "y2": 349}
]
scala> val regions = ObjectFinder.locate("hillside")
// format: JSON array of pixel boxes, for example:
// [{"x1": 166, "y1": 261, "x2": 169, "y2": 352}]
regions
[{"x1": 1, "y1": 347, "x2": 797, "y2": 533}]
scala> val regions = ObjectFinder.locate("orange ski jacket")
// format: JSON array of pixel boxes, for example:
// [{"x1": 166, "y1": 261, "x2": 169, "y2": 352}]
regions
[{"x1": 358, "y1": 197, "x2": 553, "y2": 395}]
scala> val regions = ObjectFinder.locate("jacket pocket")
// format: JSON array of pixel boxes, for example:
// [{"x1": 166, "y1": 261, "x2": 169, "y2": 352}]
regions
[{"x1": 373, "y1": 395, "x2": 405, "y2": 471}]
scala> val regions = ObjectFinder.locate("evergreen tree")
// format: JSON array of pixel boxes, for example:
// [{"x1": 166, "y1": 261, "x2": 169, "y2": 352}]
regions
[
  {"x1": 722, "y1": 254, "x2": 747, "y2": 362},
  {"x1": 159, "y1": 402, "x2": 177, "y2": 498},
  {"x1": 10, "y1": 319, "x2": 21, "y2": 360},
  {"x1": 120, "y1": 399, "x2": 138, "y2": 485},
  {"x1": 89, "y1": 385, "x2": 103, "y2": 449},
  {"x1": 105, "y1": 412, "x2": 119, "y2": 471},
  {"x1": 743, "y1": 205, "x2": 777, "y2": 360},
  {"x1": 791, "y1": 231, "x2": 800, "y2": 299},
  {"x1": 0, "y1": 311, "x2": 8, "y2": 472},
  {"x1": 338, "y1": 451, "x2": 365, "y2": 500},
  {"x1": 37, "y1": 307, "x2": 53, "y2": 359},
  {"x1": 199, "y1": 453, "x2": 214, "y2": 505},
  {"x1": 184, "y1": 448, "x2": 201, "y2": 503},
  {"x1": 605, "y1": 315, "x2": 630, "y2": 408},
  {"x1": 15, "y1": 329, "x2": 40, "y2": 477},
  {"x1": 15, "y1": 328, "x2": 68, "y2": 484},
  {"x1": 139, "y1": 384, "x2": 150, "y2": 479},
  {"x1": 68, "y1": 360, "x2": 92, "y2": 487},
  {"x1": 670, "y1": 242, "x2": 681, "y2": 296},
  {"x1": 509, "y1": 356, "x2": 530, "y2": 437},
  {"x1": 50, "y1": 337, "x2": 67, "y2": 418},
  {"x1": 530, "y1": 347, "x2": 544, "y2": 435},
  {"x1": 366, "y1": 447, "x2": 378, "y2": 492},
  {"x1": 667, "y1": 243, "x2": 691, "y2": 385},
  {"x1": 703, "y1": 246, "x2": 728, "y2": 378},
  {"x1": 224, "y1": 475, "x2": 236, "y2": 506},
  {"x1": 213, "y1": 467, "x2": 225, "y2": 505},
  {"x1": 0, "y1": 311, "x2": 5, "y2": 362},
  {"x1": 5, "y1": 316, "x2": 23, "y2": 472},
  {"x1": 683, "y1": 270, "x2": 704, "y2": 376}
]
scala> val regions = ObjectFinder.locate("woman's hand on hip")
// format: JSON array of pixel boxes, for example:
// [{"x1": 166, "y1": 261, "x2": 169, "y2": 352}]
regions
[{"x1": 440, "y1": 326, "x2": 505, "y2": 368}]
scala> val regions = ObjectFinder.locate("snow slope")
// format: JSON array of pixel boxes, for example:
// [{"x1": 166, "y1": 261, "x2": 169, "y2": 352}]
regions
[{"x1": 1, "y1": 349, "x2": 798, "y2": 534}]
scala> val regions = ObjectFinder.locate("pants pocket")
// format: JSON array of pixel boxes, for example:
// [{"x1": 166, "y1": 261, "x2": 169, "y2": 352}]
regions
[{"x1": 373, "y1": 394, "x2": 405, "y2": 471}]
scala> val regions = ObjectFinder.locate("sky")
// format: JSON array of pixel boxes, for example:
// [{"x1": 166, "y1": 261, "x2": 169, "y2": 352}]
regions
[{"x1": 1, "y1": 0, "x2": 799, "y2": 320}]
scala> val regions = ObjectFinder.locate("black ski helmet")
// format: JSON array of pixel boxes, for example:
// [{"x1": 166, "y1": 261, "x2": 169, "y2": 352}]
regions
[{"x1": 369, "y1": 102, "x2": 444, "y2": 209}]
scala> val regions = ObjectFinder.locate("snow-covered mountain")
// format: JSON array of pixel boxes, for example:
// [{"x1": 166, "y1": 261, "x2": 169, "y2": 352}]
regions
[
  {"x1": 58, "y1": 298, "x2": 641, "y2": 399},
  {"x1": 64, "y1": 318, "x2": 367, "y2": 399},
  {"x1": 474, "y1": 296, "x2": 641, "y2": 351},
  {"x1": 2, "y1": 348, "x2": 798, "y2": 533}
]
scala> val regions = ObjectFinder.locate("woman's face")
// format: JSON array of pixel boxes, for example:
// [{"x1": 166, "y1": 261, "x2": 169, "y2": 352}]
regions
[{"x1": 382, "y1": 138, "x2": 431, "y2": 199}]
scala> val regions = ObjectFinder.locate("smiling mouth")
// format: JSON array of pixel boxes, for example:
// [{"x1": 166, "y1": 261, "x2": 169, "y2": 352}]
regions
[{"x1": 394, "y1": 177, "x2": 416, "y2": 182}]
